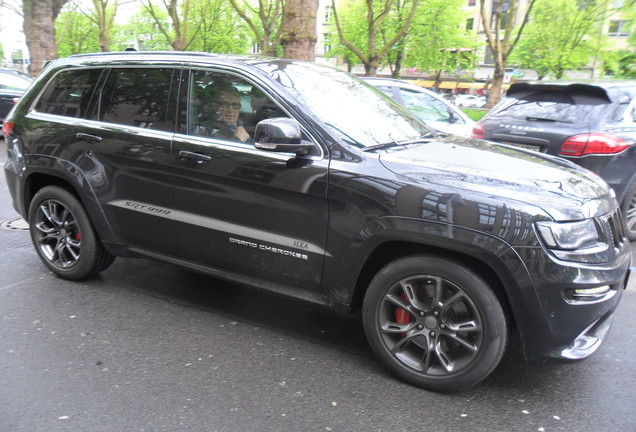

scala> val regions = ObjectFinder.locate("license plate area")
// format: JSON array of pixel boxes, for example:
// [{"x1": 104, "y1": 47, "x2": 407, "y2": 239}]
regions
[{"x1": 503, "y1": 142, "x2": 542, "y2": 152}]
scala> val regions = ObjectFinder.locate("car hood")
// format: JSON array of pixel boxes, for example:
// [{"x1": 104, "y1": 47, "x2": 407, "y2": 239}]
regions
[{"x1": 378, "y1": 135, "x2": 614, "y2": 221}]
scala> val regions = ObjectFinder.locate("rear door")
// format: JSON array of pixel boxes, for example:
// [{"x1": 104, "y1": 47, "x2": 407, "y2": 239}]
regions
[
  {"x1": 170, "y1": 68, "x2": 329, "y2": 291},
  {"x1": 67, "y1": 65, "x2": 180, "y2": 255},
  {"x1": 483, "y1": 85, "x2": 611, "y2": 154}
]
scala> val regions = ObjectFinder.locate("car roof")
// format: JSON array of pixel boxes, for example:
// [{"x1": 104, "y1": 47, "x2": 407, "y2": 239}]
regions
[
  {"x1": 361, "y1": 77, "x2": 440, "y2": 94},
  {"x1": 65, "y1": 51, "x2": 290, "y2": 68}
]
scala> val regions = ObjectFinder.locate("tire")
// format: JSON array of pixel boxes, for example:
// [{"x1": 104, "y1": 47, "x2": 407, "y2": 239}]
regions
[
  {"x1": 620, "y1": 179, "x2": 636, "y2": 241},
  {"x1": 28, "y1": 186, "x2": 115, "y2": 280},
  {"x1": 362, "y1": 255, "x2": 508, "y2": 392}
]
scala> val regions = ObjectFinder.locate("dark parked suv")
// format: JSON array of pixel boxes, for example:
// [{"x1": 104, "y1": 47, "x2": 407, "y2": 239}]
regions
[
  {"x1": 473, "y1": 81, "x2": 636, "y2": 239},
  {"x1": 3, "y1": 52, "x2": 631, "y2": 391}
]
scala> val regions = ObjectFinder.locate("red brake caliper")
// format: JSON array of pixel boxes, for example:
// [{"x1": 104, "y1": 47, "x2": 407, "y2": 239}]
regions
[{"x1": 395, "y1": 284, "x2": 417, "y2": 333}]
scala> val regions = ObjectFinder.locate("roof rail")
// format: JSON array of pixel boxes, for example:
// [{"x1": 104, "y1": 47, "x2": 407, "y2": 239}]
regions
[{"x1": 68, "y1": 51, "x2": 220, "y2": 59}]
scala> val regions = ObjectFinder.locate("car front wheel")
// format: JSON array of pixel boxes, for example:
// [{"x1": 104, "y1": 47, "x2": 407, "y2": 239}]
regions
[
  {"x1": 362, "y1": 255, "x2": 508, "y2": 392},
  {"x1": 28, "y1": 186, "x2": 115, "y2": 280}
]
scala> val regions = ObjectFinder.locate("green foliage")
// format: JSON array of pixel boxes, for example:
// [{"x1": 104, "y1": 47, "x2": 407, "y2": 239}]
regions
[
  {"x1": 510, "y1": 0, "x2": 610, "y2": 79},
  {"x1": 604, "y1": 50, "x2": 636, "y2": 78},
  {"x1": 403, "y1": 0, "x2": 478, "y2": 74},
  {"x1": 324, "y1": 0, "x2": 366, "y2": 61},
  {"x1": 113, "y1": 0, "x2": 252, "y2": 53},
  {"x1": 111, "y1": 8, "x2": 173, "y2": 51},
  {"x1": 462, "y1": 108, "x2": 488, "y2": 121},
  {"x1": 186, "y1": 0, "x2": 250, "y2": 53},
  {"x1": 327, "y1": 0, "x2": 477, "y2": 76},
  {"x1": 56, "y1": 10, "x2": 100, "y2": 56},
  {"x1": 627, "y1": 0, "x2": 636, "y2": 49}
]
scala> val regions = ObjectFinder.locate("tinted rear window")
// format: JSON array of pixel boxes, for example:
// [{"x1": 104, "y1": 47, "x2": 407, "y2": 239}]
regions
[
  {"x1": 35, "y1": 69, "x2": 101, "y2": 118},
  {"x1": 491, "y1": 88, "x2": 611, "y2": 123}
]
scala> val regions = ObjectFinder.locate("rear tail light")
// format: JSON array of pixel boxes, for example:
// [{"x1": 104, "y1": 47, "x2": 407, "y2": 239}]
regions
[
  {"x1": 12, "y1": 97, "x2": 20, "y2": 104},
  {"x1": 3, "y1": 120, "x2": 14, "y2": 138},
  {"x1": 560, "y1": 133, "x2": 629, "y2": 156},
  {"x1": 471, "y1": 122, "x2": 485, "y2": 139}
]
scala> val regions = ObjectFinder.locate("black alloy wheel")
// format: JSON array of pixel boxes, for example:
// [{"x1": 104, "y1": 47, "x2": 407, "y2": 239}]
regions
[
  {"x1": 362, "y1": 255, "x2": 508, "y2": 392},
  {"x1": 29, "y1": 186, "x2": 115, "y2": 280}
]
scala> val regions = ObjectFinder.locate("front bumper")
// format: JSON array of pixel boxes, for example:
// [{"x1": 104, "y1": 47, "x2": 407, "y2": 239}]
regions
[{"x1": 503, "y1": 241, "x2": 630, "y2": 363}]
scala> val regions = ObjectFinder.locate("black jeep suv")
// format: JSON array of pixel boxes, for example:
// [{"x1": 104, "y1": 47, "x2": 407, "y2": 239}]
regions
[
  {"x1": 3, "y1": 52, "x2": 631, "y2": 391},
  {"x1": 473, "y1": 81, "x2": 636, "y2": 239}
]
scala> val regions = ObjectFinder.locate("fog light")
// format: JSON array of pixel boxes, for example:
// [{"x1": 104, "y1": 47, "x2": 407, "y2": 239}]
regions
[{"x1": 572, "y1": 285, "x2": 611, "y2": 300}]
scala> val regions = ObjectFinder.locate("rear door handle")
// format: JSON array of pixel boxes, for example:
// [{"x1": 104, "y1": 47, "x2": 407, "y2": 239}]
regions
[
  {"x1": 76, "y1": 132, "x2": 103, "y2": 143},
  {"x1": 178, "y1": 150, "x2": 212, "y2": 163}
]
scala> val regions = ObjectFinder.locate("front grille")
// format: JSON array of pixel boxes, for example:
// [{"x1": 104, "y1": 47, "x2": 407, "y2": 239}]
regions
[{"x1": 604, "y1": 210, "x2": 626, "y2": 250}]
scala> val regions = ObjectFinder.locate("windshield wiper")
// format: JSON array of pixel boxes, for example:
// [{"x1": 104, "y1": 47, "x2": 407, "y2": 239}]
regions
[
  {"x1": 362, "y1": 134, "x2": 434, "y2": 152},
  {"x1": 526, "y1": 116, "x2": 574, "y2": 124}
]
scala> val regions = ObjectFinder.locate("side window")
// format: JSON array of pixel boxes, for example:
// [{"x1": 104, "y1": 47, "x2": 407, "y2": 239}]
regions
[
  {"x1": 186, "y1": 70, "x2": 286, "y2": 144},
  {"x1": 96, "y1": 68, "x2": 174, "y2": 132},
  {"x1": 34, "y1": 69, "x2": 101, "y2": 118}
]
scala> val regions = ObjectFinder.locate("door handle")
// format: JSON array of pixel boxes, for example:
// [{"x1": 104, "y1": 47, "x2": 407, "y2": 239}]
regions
[
  {"x1": 76, "y1": 132, "x2": 103, "y2": 143},
  {"x1": 178, "y1": 150, "x2": 212, "y2": 163}
]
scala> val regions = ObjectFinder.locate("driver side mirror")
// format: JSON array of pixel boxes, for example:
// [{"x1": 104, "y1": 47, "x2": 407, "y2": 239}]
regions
[{"x1": 254, "y1": 117, "x2": 313, "y2": 155}]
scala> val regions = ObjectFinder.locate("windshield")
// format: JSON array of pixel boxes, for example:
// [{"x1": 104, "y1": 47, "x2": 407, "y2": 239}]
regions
[{"x1": 255, "y1": 62, "x2": 432, "y2": 148}]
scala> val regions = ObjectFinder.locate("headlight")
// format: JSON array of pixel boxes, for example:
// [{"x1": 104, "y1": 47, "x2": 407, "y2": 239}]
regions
[
  {"x1": 536, "y1": 219, "x2": 598, "y2": 250},
  {"x1": 535, "y1": 219, "x2": 612, "y2": 263}
]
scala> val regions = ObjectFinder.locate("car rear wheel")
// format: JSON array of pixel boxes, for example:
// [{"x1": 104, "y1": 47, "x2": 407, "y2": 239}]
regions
[
  {"x1": 362, "y1": 255, "x2": 508, "y2": 392},
  {"x1": 28, "y1": 186, "x2": 115, "y2": 280}
]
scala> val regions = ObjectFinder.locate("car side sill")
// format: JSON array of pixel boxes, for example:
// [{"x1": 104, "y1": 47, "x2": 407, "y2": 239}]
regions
[{"x1": 128, "y1": 246, "x2": 341, "y2": 311}]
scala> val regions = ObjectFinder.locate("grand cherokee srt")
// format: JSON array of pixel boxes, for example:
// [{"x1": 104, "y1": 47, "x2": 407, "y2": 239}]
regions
[{"x1": 3, "y1": 52, "x2": 630, "y2": 391}]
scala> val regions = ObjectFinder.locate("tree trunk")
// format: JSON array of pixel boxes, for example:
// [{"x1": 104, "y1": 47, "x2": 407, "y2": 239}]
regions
[
  {"x1": 280, "y1": 0, "x2": 318, "y2": 61},
  {"x1": 364, "y1": 56, "x2": 379, "y2": 76},
  {"x1": 94, "y1": 0, "x2": 118, "y2": 52},
  {"x1": 487, "y1": 64, "x2": 505, "y2": 108},
  {"x1": 23, "y1": 0, "x2": 68, "y2": 76},
  {"x1": 392, "y1": 50, "x2": 403, "y2": 78},
  {"x1": 434, "y1": 70, "x2": 442, "y2": 92}
]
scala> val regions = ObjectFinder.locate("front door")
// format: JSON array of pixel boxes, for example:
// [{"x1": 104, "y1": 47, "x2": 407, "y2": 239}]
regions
[{"x1": 171, "y1": 69, "x2": 329, "y2": 291}]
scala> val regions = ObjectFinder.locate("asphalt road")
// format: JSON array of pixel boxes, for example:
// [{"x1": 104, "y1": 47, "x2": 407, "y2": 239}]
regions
[{"x1": 1, "y1": 140, "x2": 635, "y2": 432}]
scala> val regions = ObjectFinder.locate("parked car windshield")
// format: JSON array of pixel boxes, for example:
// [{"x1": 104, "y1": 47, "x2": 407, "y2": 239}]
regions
[{"x1": 256, "y1": 62, "x2": 432, "y2": 148}]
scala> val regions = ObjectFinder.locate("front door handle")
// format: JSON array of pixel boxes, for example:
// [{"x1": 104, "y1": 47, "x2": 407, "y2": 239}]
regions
[
  {"x1": 178, "y1": 150, "x2": 212, "y2": 163},
  {"x1": 76, "y1": 132, "x2": 103, "y2": 143}
]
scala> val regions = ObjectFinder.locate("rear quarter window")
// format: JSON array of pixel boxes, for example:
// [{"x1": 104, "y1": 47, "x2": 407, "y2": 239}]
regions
[{"x1": 34, "y1": 68, "x2": 102, "y2": 118}]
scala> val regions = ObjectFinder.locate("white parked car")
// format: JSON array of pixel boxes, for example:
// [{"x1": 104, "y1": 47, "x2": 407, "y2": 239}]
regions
[
  {"x1": 455, "y1": 94, "x2": 486, "y2": 108},
  {"x1": 363, "y1": 77, "x2": 476, "y2": 137}
]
